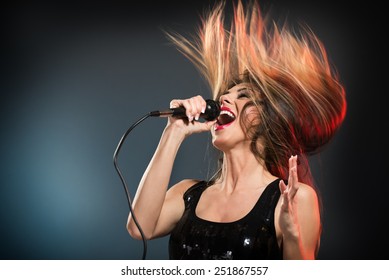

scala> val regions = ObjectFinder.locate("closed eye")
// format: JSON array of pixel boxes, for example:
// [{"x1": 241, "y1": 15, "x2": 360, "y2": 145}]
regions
[{"x1": 237, "y1": 92, "x2": 249, "y2": 99}]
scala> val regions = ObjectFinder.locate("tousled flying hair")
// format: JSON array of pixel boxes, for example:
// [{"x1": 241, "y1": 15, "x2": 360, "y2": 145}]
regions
[{"x1": 166, "y1": 0, "x2": 347, "y2": 186}]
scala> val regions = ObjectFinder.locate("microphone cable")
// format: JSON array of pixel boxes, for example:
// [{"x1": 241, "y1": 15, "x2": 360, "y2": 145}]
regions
[
  {"x1": 113, "y1": 112, "x2": 152, "y2": 260},
  {"x1": 113, "y1": 100, "x2": 219, "y2": 260}
]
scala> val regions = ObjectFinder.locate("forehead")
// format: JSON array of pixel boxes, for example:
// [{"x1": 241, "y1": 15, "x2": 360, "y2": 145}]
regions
[
  {"x1": 216, "y1": 83, "x2": 259, "y2": 100},
  {"x1": 226, "y1": 83, "x2": 251, "y2": 94}
]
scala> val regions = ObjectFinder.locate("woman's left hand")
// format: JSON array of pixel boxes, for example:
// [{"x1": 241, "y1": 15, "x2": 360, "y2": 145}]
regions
[{"x1": 278, "y1": 155, "x2": 300, "y2": 238}]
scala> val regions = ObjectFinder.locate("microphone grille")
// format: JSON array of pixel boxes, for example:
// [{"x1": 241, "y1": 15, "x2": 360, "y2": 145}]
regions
[{"x1": 204, "y1": 99, "x2": 221, "y2": 121}]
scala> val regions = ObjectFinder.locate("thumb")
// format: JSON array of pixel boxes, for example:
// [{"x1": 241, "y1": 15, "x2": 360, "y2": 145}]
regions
[
  {"x1": 196, "y1": 120, "x2": 217, "y2": 132},
  {"x1": 279, "y1": 179, "x2": 288, "y2": 194}
]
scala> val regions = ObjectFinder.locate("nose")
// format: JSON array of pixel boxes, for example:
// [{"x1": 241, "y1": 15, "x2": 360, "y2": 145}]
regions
[{"x1": 219, "y1": 94, "x2": 232, "y2": 105}]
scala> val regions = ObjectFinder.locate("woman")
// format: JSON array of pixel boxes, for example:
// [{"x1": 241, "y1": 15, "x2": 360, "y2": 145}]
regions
[{"x1": 127, "y1": 0, "x2": 346, "y2": 260}]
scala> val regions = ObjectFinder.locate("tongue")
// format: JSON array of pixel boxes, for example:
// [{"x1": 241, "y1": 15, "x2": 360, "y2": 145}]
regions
[{"x1": 217, "y1": 114, "x2": 235, "y2": 125}]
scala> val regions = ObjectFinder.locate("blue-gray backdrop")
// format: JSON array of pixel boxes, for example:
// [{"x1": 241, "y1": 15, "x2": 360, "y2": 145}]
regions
[{"x1": 1, "y1": 0, "x2": 386, "y2": 260}]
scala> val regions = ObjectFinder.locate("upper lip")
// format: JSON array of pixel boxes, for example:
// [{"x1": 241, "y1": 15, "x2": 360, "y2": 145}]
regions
[
  {"x1": 216, "y1": 106, "x2": 236, "y2": 125},
  {"x1": 219, "y1": 106, "x2": 236, "y2": 118}
]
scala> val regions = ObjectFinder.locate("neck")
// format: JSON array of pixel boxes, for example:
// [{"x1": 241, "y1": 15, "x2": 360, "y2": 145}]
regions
[{"x1": 217, "y1": 148, "x2": 276, "y2": 193}]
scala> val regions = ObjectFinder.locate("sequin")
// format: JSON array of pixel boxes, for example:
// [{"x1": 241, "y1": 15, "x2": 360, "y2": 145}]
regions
[{"x1": 169, "y1": 180, "x2": 282, "y2": 260}]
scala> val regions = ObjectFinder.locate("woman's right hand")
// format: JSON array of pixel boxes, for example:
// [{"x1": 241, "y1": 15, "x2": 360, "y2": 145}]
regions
[{"x1": 167, "y1": 95, "x2": 217, "y2": 137}]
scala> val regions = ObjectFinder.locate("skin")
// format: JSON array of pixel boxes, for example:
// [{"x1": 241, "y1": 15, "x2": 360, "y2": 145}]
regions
[{"x1": 127, "y1": 84, "x2": 321, "y2": 260}]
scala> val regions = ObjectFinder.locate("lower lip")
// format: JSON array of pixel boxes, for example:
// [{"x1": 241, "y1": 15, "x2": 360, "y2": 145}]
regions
[{"x1": 215, "y1": 121, "x2": 234, "y2": 131}]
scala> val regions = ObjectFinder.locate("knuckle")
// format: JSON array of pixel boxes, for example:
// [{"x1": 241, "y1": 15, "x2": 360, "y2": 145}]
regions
[{"x1": 170, "y1": 100, "x2": 178, "y2": 107}]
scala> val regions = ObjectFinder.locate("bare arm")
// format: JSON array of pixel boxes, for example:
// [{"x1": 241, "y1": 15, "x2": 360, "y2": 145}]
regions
[
  {"x1": 278, "y1": 155, "x2": 322, "y2": 259},
  {"x1": 127, "y1": 96, "x2": 216, "y2": 240}
]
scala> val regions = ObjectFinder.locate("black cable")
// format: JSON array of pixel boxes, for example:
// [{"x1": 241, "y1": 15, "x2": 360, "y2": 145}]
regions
[{"x1": 113, "y1": 112, "x2": 151, "y2": 260}]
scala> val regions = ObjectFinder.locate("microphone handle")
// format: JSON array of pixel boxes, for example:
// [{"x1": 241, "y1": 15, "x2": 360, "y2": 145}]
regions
[
  {"x1": 171, "y1": 107, "x2": 187, "y2": 118},
  {"x1": 149, "y1": 99, "x2": 220, "y2": 120},
  {"x1": 149, "y1": 107, "x2": 201, "y2": 118},
  {"x1": 149, "y1": 108, "x2": 182, "y2": 117}
]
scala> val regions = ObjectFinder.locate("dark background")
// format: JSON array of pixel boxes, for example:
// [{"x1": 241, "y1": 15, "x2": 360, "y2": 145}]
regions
[{"x1": 1, "y1": 0, "x2": 386, "y2": 260}]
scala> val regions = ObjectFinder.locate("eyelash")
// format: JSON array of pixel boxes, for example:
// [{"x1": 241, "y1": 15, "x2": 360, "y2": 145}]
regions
[{"x1": 237, "y1": 92, "x2": 249, "y2": 99}]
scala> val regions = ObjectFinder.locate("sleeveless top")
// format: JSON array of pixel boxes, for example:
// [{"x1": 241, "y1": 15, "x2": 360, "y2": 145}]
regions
[{"x1": 169, "y1": 179, "x2": 283, "y2": 260}]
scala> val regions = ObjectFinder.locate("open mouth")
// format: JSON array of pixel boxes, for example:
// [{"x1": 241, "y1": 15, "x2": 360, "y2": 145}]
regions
[{"x1": 215, "y1": 107, "x2": 236, "y2": 130}]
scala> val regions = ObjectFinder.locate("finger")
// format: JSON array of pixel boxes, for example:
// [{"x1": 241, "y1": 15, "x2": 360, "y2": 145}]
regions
[
  {"x1": 279, "y1": 180, "x2": 289, "y2": 211},
  {"x1": 288, "y1": 155, "x2": 299, "y2": 198},
  {"x1": 177, "y1": 99, "x2": 193, "y2": 121},
  {"x1": 191, "y1": 95, "x2": 206, "y2": 121},
  {"x1": 290, "y1": 154, "x2": 297, "y2": 169},
  {"x1": 290, "y1": 155, "x2": 296, "y2": 172},
  {"x1": 169, "y1": 99, "x2": 182, "y2": 108},
  {"x1": 199, "y1": 96, "x2": 207, "y2": 117},
  {"x1": 287, "y1": 155, "x2": 294, "y2": 189},
  {"x1": 279, "y1": 179, "x2": 287, "y2": 193},
  {"x1": 188, "y1": 98, "x2": 199, "y2": 121},
  {"x1": 186, "y1": 96, "x2": 202, "y2": 121},
  {"x1": 288, "y1": 166, "x2": 299, "y2": 199},
  {"x1": 293, "y1": 155, "x2": 298, "y2": 182}
]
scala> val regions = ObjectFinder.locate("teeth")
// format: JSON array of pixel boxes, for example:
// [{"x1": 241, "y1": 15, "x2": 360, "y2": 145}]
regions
[{"x1": 219, "y1": 110, "x2": 235, "y2": 118}]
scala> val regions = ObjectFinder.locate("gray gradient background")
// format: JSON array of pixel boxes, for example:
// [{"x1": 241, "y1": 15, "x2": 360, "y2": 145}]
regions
[{"x1": 1, "y1": 0, "x2": 387, "y2": 260}]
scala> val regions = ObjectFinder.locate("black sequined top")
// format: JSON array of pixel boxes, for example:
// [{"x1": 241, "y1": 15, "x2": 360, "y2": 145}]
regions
[{"x1": 169, "y1": 179, "x2": 282, "y2": 260}]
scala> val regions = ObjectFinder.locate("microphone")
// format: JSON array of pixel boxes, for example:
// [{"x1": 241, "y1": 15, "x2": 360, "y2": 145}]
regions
[{"x1": 149, "y1": 99, "x2": 220, "y2": 121}]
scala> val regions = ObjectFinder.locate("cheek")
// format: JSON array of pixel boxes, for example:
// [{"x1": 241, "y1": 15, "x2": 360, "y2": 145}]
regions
[{"x1": 241, "y1": 107, "x2": 261, "y2": 128}]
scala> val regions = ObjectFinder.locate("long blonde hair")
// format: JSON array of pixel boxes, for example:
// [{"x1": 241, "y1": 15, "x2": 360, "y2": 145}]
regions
[{"x1": 166, "y1": 0, "x2": 347, "y2": 186}]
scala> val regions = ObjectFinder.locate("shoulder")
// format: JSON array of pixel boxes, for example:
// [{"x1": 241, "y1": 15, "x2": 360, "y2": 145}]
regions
[
  {"x1": 295, "y1": 182, "x2": 319, "y2": 204},
  {"x1": 166, "y1": 179, "x2": 203, "y2": 199},
  {"x1": 293, "y1": 182, "x2": 321, "y2": 219}
]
